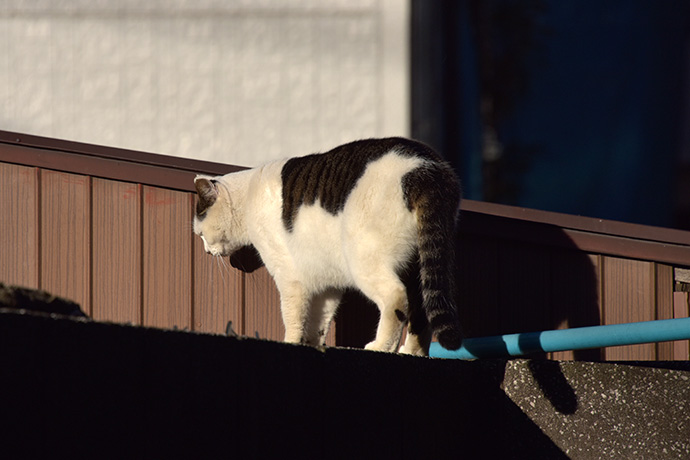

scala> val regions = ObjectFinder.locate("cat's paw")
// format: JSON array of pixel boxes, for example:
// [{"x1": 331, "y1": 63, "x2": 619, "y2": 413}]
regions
[
  {"x1": 398, "y1": 343, "x2": 428, "y2": 357},
  {"x1": 365, "y1": 340, "x2": 397, "y2": 353},
  {"x1": 364, "y1": 341, "x2": 382, "y2": 352}
]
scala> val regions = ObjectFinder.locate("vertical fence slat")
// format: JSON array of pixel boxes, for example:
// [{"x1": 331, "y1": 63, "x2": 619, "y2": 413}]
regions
[
  {"x1": 456, "y1": 235, "x2": 500, "y2": 338},
  {"x1": 673, "y1": 292, "x2": 689, "y2": 360},
  {"x1": 244, "y1": 266, "x2": 282, "y2": 341},
  {"x1": 654, "y1": 263, "x2": 675, "y2": 359},
  {"x1": 497, "y1": 242, "x2": 551, "y2": 337},
  {"x1": 550, "y1": 253, "x2": 603, "y2": 361},
  {"x1": 334, "y1": 291, "x2": 378, "y2": 348},
  {"x1": 0, "y1": 163, "x2": 40, "y2": 288},
  {"x1": 324, "y1": 313, "x2": 337, "y2": 346},
  {"x1": 602, "y1": 257, "x2": 656, "y2": 360},
  {"x1": 40, "y1": 170, "x2": 91, "y2": 314},
  {"x1": 92, "y1": 179, "x2": 142, "y2": 324},
  {"x1": 192, "y1": 235, "x2": 244, "y2": 335},
  {"x1": 142, "y1": 186, "x2": 192, "y2": 330}
]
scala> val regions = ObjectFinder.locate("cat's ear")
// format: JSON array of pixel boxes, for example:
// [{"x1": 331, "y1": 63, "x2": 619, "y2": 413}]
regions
[{"x1": 194, "y1": 176, "x2": 218, "y2": 209}]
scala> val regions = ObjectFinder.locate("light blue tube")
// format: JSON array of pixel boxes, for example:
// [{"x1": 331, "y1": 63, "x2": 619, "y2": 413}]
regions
[{"x1": 429, "y1": 317, "x2": 690, "y2": 359}]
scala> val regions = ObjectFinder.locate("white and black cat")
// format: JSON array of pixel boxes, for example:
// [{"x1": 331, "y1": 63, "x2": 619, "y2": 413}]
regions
[{"x1": 193, "y1": 137, "x2": 462, "y2": 356}]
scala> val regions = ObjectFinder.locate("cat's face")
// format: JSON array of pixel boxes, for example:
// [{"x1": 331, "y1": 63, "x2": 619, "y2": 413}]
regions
[{"x1": 193, "y1": 176, "x2": 234, "y2": 257}]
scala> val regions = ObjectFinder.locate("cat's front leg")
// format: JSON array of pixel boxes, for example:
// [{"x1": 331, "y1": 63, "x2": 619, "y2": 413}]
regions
[
  {"x1": 303, "y1": 289, "x2": 342, "y2": 346},
  {"x1": 277, "y1": 280, "x2": 310, "y2": 344}
]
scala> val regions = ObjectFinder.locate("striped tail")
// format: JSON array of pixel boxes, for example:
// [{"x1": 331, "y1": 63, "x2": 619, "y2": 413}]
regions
[{"x1": 403, "y1": 161, "x2": 463, "y2": 350}]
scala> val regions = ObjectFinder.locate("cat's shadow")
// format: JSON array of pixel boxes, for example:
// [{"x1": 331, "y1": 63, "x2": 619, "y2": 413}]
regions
[
  {"x1": 230, "y1": 214, "x2": 598, "y2": 416},
  {"x1": 335, "y1": 212, "x2": 601, "y2": 416}
]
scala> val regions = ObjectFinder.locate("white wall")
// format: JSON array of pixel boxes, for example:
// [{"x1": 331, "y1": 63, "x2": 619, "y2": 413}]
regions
[{"x1": 0, "y1": 0, "x2": 409, "y2": 166}]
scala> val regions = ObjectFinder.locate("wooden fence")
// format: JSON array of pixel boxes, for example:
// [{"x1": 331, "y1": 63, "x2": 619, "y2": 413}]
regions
[{"x1": 1, "y1": 130, "x2": 689, "y2": 359}]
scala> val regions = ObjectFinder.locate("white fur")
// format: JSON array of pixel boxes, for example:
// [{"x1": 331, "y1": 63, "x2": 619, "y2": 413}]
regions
[{"x1": 194, "y1": 151, "x2": 428, "y2": 353}]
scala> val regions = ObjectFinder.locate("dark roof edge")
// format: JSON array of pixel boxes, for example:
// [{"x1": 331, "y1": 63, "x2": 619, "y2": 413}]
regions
[{"x1": 0, "y1": 129, "x2": 246, "y2": 178}]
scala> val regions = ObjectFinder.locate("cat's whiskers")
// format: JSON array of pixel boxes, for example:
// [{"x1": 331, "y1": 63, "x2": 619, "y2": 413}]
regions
[
  {"x1": 213, "y1": 254, "x2": 224, "y2": 281},
  {"x1": 214, "y1": 254, "x2": 233, "y2": 281}
]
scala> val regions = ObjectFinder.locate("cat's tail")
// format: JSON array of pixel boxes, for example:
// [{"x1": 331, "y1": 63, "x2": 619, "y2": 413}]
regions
[{"x1": 403, "y1": 160, "x2": 463, "y2": 350}]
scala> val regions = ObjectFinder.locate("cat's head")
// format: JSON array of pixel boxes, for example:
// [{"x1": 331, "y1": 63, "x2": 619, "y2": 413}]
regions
[{"x1": 193, "y1": 175, "x2": 238, "y2": 257}]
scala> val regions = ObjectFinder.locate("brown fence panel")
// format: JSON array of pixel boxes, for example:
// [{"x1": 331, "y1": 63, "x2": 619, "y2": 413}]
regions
[
  {"x1": 142, "y1": 186, "x2": 193, "y2": 330},
  {"x1": 92, "y1": 179, "x2": 142, "y2": 324},
  {"x1": 456, "y1": 234, "x2": 500, "y2": 338},
  {"x1": 673, "y1": 292, "x2": 689, "y2": 360},
  {"x1": 244, "y1": 267, "x2": 283, "y2": 341},
  {"x1": 334, "y1": 291, "x2": 378, "y2": 348},
  {"x1": 0, "y1": 163, "x2": 40, "y2": 288},
  {"x1": 654, "y1": 264, "x2": 675, "y2": 360},
  {"x1": 549, "y1": 253, "x2": 603, "y2": 361},
  {"x1": 40, "y1": 170, "x2": 92, "y2": 315},
  {"x1": 2, "y1": 131, "x2": 690, "y2": 360},
  {"x1": 496, "y1": 241, "x2": 551, "y2": 337},
  {"x1": 192, "y1": 235, "x2": 244, "y2": 335},
  {"x1": 602, "y1": 257, "x2": 656, "y2": 360}
]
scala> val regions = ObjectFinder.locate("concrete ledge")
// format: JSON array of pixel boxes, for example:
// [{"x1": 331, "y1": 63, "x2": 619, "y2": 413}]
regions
[{"x1": 1, "y1": 309, "x2": 688, "y2": 459}]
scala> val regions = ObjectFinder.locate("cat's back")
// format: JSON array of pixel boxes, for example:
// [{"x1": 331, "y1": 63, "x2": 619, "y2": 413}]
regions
[{"x1": 280, "y1": 137, "x2": 447, "y2": 231}]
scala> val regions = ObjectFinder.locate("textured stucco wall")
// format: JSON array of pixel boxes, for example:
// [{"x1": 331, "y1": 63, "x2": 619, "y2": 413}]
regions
[{"x1": 0, "y1": 0, "x2": 408, "y2": 166}]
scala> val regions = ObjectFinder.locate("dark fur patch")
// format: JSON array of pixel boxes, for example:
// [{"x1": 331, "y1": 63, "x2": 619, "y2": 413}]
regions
[
  {"x1": 396, "y1": 254, "x2": 428, "y2": 337},
  {"x1": 280, "y1": 137, "x2": 442, "y2": 231},
  {"x1": 401, "y1": 156, "x2": 463, "y2": 350},
  {"x1": 394, "y1": 309, "x2": 407, "y2": 322},
  {"x1": 401, "y1": 162, "x2": 460, "y2": 214},
  {"x1": 229, "y1": 245, "x2": 264, "y2": 273}
]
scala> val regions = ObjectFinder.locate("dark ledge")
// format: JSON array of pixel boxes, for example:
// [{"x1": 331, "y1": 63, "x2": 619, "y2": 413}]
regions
[{"x1": 1, "y1": 307, "x2": 688, "y2": 458}]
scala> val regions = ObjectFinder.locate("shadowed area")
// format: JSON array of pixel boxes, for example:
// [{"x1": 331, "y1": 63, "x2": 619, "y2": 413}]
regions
[{"x1": 2, "y1": 308, "x2": 688, "y2": 458}]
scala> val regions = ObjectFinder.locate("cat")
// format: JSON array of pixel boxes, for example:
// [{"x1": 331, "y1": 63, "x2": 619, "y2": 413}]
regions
[{"x1": 193, "y1": 137, "x2": 462, "y2": 356}]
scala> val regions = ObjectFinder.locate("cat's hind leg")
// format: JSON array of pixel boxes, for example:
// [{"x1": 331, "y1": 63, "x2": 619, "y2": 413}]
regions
[
  {"x1": 357, "y1": 276, "x2": 409, "y2": 353},
  {"x1": 397, "y1": 260, "x2": 432, "y2": 356},
  {"x1": 399, "y1": 325, "x2": 432, "y2": 356}
]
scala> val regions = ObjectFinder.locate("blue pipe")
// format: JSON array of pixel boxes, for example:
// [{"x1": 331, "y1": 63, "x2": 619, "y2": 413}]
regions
[{"x1": 429, "y1": 317, "x2": 690, "y2": 359}]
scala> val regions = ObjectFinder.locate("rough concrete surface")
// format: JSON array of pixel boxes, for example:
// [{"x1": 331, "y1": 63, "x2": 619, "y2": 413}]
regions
[
  {"x1": 503, "y1": 360, "x2": 690, "y2": 459},
  {"x1": 1, "y1": 309, "x2": 689, "y2": 459}
]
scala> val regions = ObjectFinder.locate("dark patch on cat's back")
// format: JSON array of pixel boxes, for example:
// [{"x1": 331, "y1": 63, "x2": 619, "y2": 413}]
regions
[{"x1": 280, "y1": 138, "x2": 437, "y2": 231}]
